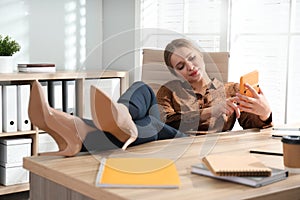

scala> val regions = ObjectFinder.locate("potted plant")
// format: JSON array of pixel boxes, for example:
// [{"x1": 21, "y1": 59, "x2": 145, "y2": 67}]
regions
[{"x1": 0, "y1": 34, "x2": 21, "y2": 73}]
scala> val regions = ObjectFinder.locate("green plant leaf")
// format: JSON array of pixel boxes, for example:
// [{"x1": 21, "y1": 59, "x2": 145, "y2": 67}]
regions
[{"x1": 0, "y1": 35, "x2": 21, "y2": 56}]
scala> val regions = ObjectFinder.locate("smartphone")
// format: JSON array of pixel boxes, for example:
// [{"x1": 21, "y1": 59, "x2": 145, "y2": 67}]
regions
[{"x1": 240, "y1": 70, "x2": 259, "y2": 97}]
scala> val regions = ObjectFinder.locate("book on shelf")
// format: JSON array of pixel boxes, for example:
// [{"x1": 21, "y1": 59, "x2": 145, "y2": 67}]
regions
[
  {"x1": 202, "y1": 154, "x2": 272, "y2": 177},
  {"x1": 18, "y1": 63, "x2": 55, "y2": 67},
  {"x1": 18, "y1": 63, "x2": 56, "y2": 73},
  {"x1": 96, "y1": 157, "x2": 181, "y2": 188},
  {"x1": 191, "y1": 163, "x2": 288, "y2": 188}
]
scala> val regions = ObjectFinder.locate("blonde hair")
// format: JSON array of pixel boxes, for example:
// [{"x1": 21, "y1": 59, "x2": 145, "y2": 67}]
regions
[{"x1": 164, "y1": 38, "x2": 202, "y2": 75}]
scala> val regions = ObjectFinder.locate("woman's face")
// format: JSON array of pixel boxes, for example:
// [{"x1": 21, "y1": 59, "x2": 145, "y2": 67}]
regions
[{"x1": 170, "y1": 46, "x2": 206, "y2": 84}]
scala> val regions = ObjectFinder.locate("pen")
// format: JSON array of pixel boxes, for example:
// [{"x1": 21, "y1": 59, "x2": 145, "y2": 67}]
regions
[
  {"x1": 273, "y1": 127, "x2": 300, "y2": 131},
  {"x1": 249, "y1": 150, "x2": 283, "y2": 156},
  {"x1": 272, "y1": 134, "x2": 283, "y2": 138}
]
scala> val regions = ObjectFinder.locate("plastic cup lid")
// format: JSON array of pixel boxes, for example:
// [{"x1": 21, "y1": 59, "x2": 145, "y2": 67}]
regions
[{"x1": 282, "y1": 135, "x2": 300, "y2": 145}]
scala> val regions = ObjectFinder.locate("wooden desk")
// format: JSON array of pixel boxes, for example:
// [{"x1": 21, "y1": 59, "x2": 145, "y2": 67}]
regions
[{"x1": 23, "y1": 129, "x2": 300, "y2": 200}]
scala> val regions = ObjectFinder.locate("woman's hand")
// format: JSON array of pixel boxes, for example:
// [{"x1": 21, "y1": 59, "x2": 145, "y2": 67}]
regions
[
  {"x1": 223, "y1": 97, "x2": 241, "y2": 118},
  {"x1": 235, "y1": 83, "x2": 272, "y2": 121},
  {"x1": 212, "y1": 97, "x2": 241, "y2": 119}
]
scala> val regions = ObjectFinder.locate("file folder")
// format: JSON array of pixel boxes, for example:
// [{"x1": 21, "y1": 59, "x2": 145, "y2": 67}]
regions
[
  {"x1": 17, "y1": 84, "x2": 31, "y2": 131},
  {"x1": 2, "y1": 85, "x2": 17, "y2": 132},
  {"x1": 39, "y1": 81, "x2": 48, "y2": 102},
  {"x1": 48, "y1": 81, "x2": 63, "y2": 111},
  {"x1": 0, "y1": 85, "x2": 2, "y2": 133},
  {"x1": 62, "y1": 80, "x2": 76, "y2": 115}
]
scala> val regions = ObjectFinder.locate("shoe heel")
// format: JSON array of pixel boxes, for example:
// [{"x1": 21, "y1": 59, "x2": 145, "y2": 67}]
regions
[
  {"x1": 90, "y1": 86, "x2": 138, "y2": 148},
  {"x1": 29, "y1": 80, "x2": 82, "y2": 157}
]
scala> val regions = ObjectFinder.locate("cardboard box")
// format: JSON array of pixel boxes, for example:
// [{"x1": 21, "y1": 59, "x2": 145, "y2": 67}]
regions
[
  {"x1": 0, "y1": 162, "x2": 29, "y2": 186},
  {"x1": 0, "y1": 138, "x2": 32, "y2": 164},
  {"x1": 38, "y1": 133, "x2": 58, "y2": 153}
]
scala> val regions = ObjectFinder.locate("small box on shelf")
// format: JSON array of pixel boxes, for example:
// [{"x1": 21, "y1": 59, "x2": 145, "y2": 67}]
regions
[
  {"x1": 38, "y1": 133, "x2": 58, "y2": 153},
  {"x1": 0, "y1": 137, "x2": 32, "y2": 186},
  {"x1": 0, "y1": 162, "x2": 29, "y2": 186},
  {"x1": 0, "y1": 138, "x2": 32, "y2": 163}
]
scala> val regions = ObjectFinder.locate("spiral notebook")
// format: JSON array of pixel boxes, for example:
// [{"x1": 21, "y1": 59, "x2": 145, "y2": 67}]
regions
[
  {"x1": 202, "y1": 154, "x2": 272, "y2": 177},
  {"x1": 191, "y1": 163, "x2": 288, "y2": 187}
]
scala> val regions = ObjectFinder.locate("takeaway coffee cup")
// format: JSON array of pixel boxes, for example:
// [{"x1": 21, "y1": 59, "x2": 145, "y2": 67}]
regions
[{"x1": 282, "y1": 135, "x2": 300, "y2": 173}]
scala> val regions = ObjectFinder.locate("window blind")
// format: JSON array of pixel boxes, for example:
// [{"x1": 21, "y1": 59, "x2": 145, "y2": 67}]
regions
[{"x1": 141, "y1": 0, "x2": 226, "y2": 52}]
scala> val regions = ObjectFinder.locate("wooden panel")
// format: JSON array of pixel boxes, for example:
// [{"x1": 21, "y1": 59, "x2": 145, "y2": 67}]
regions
[
  {"x1": 0, "y1": 130, "x2": 36, "y2": 138},
  {"x1": 30, "y1": 173, "x2": 94, "y2": 200},
  {"x1": 0, "y1": 183, "x2": 29, "y2": 195}
]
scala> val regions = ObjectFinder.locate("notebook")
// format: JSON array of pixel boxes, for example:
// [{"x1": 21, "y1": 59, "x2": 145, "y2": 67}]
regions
[
  {"x1": 202, "y1": 154, "x2": 272, "y2": 176},
  {"x1": 96, "y1": 157, "x2": 181, "y2": 188},
  {"x1": 191, "y1": 163, "x2": 288, "y2": 188}
]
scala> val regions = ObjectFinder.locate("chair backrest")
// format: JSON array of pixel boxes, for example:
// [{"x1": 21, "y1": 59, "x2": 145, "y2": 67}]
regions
[{"x1": 142, "y1": 49, "x2": 229, "y2": 94}]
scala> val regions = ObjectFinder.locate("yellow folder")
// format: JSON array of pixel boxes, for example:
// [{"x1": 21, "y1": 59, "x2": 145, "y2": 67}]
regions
[{"x1": 96, "y1": 157, "x2": 180, "y2": 188}]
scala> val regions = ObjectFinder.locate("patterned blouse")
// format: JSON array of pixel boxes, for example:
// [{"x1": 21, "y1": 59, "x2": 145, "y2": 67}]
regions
[{"x1": 156, "y1": 78, "x2": 272, "y2": 133}]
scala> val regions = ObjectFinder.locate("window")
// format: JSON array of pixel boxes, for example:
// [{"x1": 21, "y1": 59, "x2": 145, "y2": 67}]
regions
[
  {"x1": 286, "y1": 0, "x2": 300, "y2": 123},
  {"x1": 229, "y1": 0, "x2": 289, "y2": 124},
  {"x1": 140, "y1": 0, "x2": 228, "y2": 51},
  {"x1": 140, "y1": 0, "x2": 300, "y2": 125}
]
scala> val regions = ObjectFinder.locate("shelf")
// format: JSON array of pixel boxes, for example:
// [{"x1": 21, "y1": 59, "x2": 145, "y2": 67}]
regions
[
  {"x1": 0, "y1": 130, "x2": 36, "y2": 138},
  {"x1": 0, "y1": 70, "x2": 129, "y2": 196},
  {"x1": 0, "y1": 183, "x2": 29, "y2": 195},
  {"x1": 0, "y1": 70, "x2": 128, "y2": 81}
]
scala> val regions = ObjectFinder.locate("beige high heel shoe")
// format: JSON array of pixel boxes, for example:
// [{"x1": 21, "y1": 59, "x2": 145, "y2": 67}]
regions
[
  {"x1": 28, "y1": 80, "x2": 87, "y2": 156},
  {"x1": 90, "y1": 85, "x2": 138, "y2": 150}
]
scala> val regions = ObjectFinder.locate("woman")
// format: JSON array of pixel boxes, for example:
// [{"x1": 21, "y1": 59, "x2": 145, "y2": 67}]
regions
[
  {"x1": 157, "y1": 38, "x2": 272, "y2": 133},
  {"x1": 29, "y1": 79, "x2": 185, "y2": 157},
  {"x1": 29, "y1": 38, "x2": 271, "y2": 157}
]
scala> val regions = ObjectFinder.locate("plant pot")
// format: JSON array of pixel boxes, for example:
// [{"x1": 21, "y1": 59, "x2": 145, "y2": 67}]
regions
[{"x1": 0, "y1": 56, "x2": 14, "y2": 73}]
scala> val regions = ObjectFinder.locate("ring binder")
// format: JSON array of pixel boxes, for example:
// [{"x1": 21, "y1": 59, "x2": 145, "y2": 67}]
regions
[
  {"x1": 62, "y1": 80, "x2": 76, "y2": 115},
  {"x1": 2, "y1": 85, "x2": 17, "y2": 132},
  {"x1": 17, "y1": 84, "x2": 31, "y2": 131},
  {"x1": 48, "y1": 80, "x2": 63, "y2": 111},
  {"x1": 0, "y1": 85, "x2": 2, "y2": 133}
]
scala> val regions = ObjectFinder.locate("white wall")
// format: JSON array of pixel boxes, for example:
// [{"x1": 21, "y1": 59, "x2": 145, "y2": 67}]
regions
[
  {"x1": 102, "y1": 0, "x2": 137, "y2": 83},
  {"x1": 0, "y1": 0, "x2": 139, "y2": 83},
  {"x1": 0, "y1": 0, "x2": 102, "y2": 71}
]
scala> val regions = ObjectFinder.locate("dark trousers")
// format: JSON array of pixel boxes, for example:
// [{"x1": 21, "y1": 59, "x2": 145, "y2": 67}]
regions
[{"x1": 81, "y1": 81, "x2": 186, "y2": 152}]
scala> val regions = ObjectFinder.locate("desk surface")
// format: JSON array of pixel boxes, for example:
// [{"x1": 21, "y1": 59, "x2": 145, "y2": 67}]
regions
[{"x1": 23, "y1": 129, "x2": 300, "y2": 200}]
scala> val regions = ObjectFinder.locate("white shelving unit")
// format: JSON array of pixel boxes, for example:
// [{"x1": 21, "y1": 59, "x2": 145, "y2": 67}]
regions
[{"x1": 0, "y1": 70, "x2": 128, "y2": 195}]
